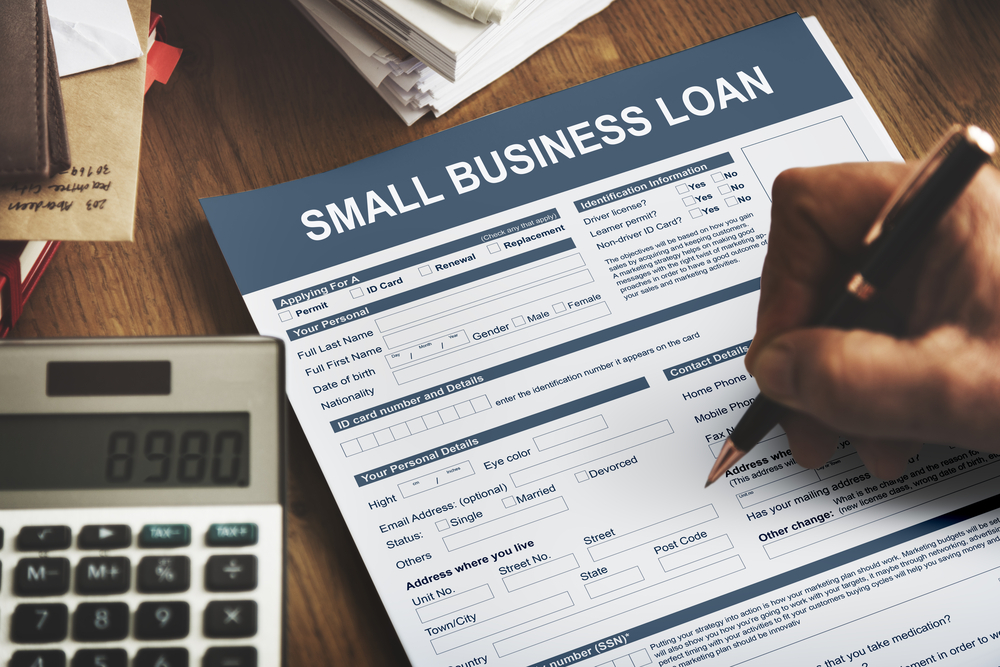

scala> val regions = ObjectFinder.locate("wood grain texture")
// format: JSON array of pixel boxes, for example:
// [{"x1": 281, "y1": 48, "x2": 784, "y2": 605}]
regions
[{"x1": 9, "y1": 0, "x2": 1000, "y2": 664}]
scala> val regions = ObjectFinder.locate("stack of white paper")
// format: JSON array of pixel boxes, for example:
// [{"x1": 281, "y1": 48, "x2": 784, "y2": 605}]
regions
[{"x1": 292, "y1": 0, "x2": 614, "y2": 124}]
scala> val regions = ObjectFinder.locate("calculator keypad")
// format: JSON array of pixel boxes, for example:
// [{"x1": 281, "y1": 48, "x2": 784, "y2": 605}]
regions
[{"x1": 1, "y1": 509, "x2": 279, "y2": 667}]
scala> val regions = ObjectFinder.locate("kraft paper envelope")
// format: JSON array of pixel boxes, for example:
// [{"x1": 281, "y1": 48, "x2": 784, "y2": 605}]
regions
[{"x1": 0, "y1": 0, "x2": 150, "y2": 241}]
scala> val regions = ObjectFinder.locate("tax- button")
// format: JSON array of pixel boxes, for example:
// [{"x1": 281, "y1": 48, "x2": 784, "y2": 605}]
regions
[
  {"x1": 139, "y1": 524, "x2": 191, "y2": 547},
  {"x1": 206, "y1": 555, "x2": 257, "y2": 592},
  {"x1": 17, "y1": 526, "x2": 71, "y2": 551}
]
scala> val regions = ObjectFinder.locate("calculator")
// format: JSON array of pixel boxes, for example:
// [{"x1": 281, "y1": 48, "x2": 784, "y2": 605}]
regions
[{"x1": 0, "y1": 337, "x2": 285, "y2": 667}]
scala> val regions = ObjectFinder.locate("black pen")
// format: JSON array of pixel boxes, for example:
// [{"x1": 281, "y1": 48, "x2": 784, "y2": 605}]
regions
[{"x1": 705, "y1": 124, "x2": 996, "y2": 487}]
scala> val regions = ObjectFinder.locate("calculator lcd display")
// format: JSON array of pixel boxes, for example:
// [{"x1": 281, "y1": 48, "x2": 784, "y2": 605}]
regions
[{"x1": 0, "y1": 413, "x2": 250, "y2": 490}]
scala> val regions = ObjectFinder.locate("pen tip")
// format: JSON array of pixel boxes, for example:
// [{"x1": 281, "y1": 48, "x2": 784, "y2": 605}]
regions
[{"x1": 705, "y1": 437, "x2": 745, "y2": 488}]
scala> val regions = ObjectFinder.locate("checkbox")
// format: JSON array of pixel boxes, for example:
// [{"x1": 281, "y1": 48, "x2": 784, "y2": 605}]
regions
[
  {"x1": 436, "y1": 520, "x2": 449, "y2": 532},
  {"x1": 675, "y1": 184, "x2": 689, "y2": 194},
  {"x1": 488, "y1": 243, "x2": 501, "y2": 254},
  {"x1": 513, "y1": 316, "x2": 526, "y2": 326},
  {"x1": 553, "y1": 302, "x2": 566, "y2": 313},
  {"x1": 682, "y1": 196, "x2": 695, "y2": 206},
  {"x1": 576, "y1": 470, "x2": 590, "y2": 483},
  {"x1": 718, "y1": 185, "x2": 731, "y2": 194},
  {"x1": 712, "y1": 172, "x2": 725, "y2": 182},
  {"x1": 351, "y1": 287, "x2": 364, "y2": 298},
  {"x1": 278, "y1": 311, "x2": 292, "y2": 322},
  {"x1": 689, "y1": 208, "x2": 703, "y2": 219},
  {"x1": 725, "y1": 197, "x2": 738, "y2": 207},
  {"x1": 419, "y1": 264, "x2": 433, "y2": 276},
  {"x1": 503, "y1": 496, "x2": 516, "y2": 508}
]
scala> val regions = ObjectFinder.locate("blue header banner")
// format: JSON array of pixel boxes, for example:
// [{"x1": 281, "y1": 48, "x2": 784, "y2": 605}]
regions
[{"x1": 201, "y1": 14, "x2": 850, "y2": 295}]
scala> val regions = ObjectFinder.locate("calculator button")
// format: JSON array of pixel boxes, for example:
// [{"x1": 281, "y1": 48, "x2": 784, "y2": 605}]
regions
[
  {"x1": 11, "y1": 603, "x2": 69, "y2": 643},
  {"x1": 17, "y1": 526, "x2": 72, "y2": 551},
  {"x1": 71, "y1": 649, "x2": 128, "y2": 667},
  {"x1": 138, "y1": 555, "x2": 191, "y2": 593},
  {"x1": 72, "y1": 602, "x2": 129, "y2": 642},
  {"x1": 78, "y1": 525, "x2": 132, "y2": 550},
  {"x1": 204, "y1": 600, "x2": 257, "y2": 638},
  {"x1": 203, "y1": 647, "x2": 257, "y2": 667},
  {"x1": 15, "y1": 558, "x2": 71, "y2": 596},
  {"x1": 207, "y1": 523, "x2": 258, "y2": 546},
  {"x1": 135, "y1": 601, "x2": 190, "y2": 640},
  {"x1": 134, "y1": 648, "x2": 188, "y2": 667},
  {"x1": 75, "y1": 557, "x2": 131, "y2": 595},
  {"x1": 205, "y1": 555, "x2": 257, "y2": 592},
  {"x1": 140, "y1": 524, "x2": 191, "y2": 547},
  {"x1": 10, "y1": 650, "x2": 66, "y2": 667}
]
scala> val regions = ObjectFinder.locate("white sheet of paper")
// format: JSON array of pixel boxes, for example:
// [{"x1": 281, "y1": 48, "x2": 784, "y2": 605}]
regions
[{"x1": 48, "y1": 0, "x2": 144, "y2": 77}]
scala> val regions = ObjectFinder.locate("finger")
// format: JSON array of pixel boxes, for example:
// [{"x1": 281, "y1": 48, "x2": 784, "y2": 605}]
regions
[
  {"x1": 779, "y1": 411, "x2": 841, "y2": 470},
  {"x1": 748, "y1": 162, "x2": 912, "y2": 368},
  {"x1": 853, "y1": 437, "x2": 922, "y2": 481},
  {"x1": 747, "y1": 325, "x2": 1000, "y2": 448}
]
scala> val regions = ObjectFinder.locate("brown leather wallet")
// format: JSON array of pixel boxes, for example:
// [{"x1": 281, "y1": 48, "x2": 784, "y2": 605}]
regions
[{"x1": 0, "y1": 0, "x2": 71, "y2": 184}]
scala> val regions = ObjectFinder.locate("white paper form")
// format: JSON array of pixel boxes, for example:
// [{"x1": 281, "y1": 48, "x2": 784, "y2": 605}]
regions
[{"x1": 203, "y1": 16, "x2": 1000, "y2": 667}]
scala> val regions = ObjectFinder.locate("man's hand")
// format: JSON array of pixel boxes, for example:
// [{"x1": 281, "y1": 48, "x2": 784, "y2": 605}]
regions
[{"x1": 746, "y1": 161, "x2": 1000, "y2": 479}]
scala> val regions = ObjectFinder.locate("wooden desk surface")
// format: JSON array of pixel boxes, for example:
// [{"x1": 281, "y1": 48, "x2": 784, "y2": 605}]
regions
[{"x1": 10, "y1": 0, "x2": 1000, "y2": 664}]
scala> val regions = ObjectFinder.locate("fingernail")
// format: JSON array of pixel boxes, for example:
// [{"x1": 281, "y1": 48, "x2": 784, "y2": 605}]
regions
[{"x1": 751, "y1": 342, "x2": 796, "y2": 400}]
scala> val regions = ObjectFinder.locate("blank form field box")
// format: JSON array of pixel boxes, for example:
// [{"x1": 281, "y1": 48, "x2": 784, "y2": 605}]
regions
[
  {"x1": 439, "y1": 406, "x2": 460, "y2": 423},
  {"x1": 278, "y1": 311, "x2": 292, "y2": 322},
  {"x1": 503, "y1": 496, "x2": 516, "y2": 508},
  {"x1": 358, "y1": 433, "x2": 378, "y2": 451},
  {"x1": 659, "y1": 535, "x2": 734, "y2": 573},
  {"x1": 513, "y1": 316, "x2": 526, "y2": 327},
  {"x1": 742, "y1": 116, "x2": 867, "y2": 200},
  {"x1": 431, "y1": 592, "x2": 573, "y2": 654},
  {"x1": 575, "y1": 471, "x2": 590, "y2": 483},
  {"x1": 689, "y1": 208, "x2": 703, "y2": 219},
  {"x1": 351, "y1": 287, "x2": 364, "y2": 298},
  {"x1": 718, "y1": 184, "x2": 731, "y2": 194},
  {"x1": 588, "y1": 504, "x2": 719, "y2": 561},
  {"x1": 584, "y1": 566, "x2": 644, "y2": 599},
  {"x1": 682, "y1": 196, "x2": 695, "y2": 206},
  {"x1": 419, "y1": 264, "x2": 433, "y2": 276},
  {"x1": 725, "y1": 197, "x2": 738, "y2": 207},
  {"x1": 443, "y1": 497, "x2": 569, "y2": 551},
  {"x1": 470, "y1": 395, "x2": 491, "y2": 412},
  {"x1": 711, "y1": 172, "x2": 725, "y2": 183},
  {"x1": 534, "y1": 415, "x2": 608, "y2": 451},
  {"x1": 436, "y1": 520, "x2": 449, "y2": 532},
  {"x1": 503, "y1": 554, "x2": 579, "y2": 593},
  {"x1": 553, "y1": 302, "x2": 566, "y2": 314},
  {"x1": 675, "y1": 184, "x2": 689, "y2": 194},
  {"x1": 341, "y1": 440, "x2": 362, "y2": 457},
  {"x1": 629, "y1": 650, "x2": 653, "y2": 666},
  {"x1": 488, "y1": 242, "x2": 501, "y2": 254},
  {"x1": 416, "y1": 584, "x2": 494, "y2": 623}
]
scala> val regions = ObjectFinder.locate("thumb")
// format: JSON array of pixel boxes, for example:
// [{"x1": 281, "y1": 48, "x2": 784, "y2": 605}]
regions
[{"x1": 746, "y1": 326, "x2": 1000, "y2": 448}]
